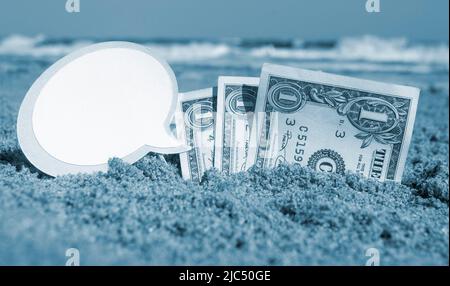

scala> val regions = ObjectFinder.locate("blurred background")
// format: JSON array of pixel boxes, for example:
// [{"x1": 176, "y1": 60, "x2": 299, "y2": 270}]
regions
[{"x1": 0, "y1": 0, "x2": 448, "y2": 93}]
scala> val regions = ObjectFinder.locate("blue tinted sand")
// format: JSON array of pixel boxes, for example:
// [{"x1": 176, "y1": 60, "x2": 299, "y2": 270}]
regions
[
  {"x1": 0, "y1": 66, "x2": 448, "y2": 265},
  {"x1": 0, "y1": 150, "x2": 448, "y2": 265}
]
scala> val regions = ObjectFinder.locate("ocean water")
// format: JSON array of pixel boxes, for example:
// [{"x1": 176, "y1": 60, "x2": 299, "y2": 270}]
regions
[
  {"x1": 1, "y1": 34, "x2": 448, "y2": 91},
  {"x1": 0, "y1": 35, "x2": 448, "y2": 265}
]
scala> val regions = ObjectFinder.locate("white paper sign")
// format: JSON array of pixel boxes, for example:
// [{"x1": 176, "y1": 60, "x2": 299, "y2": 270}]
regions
[{"x1": 17, "y1": 42, "x2": 189, "y2": 176}]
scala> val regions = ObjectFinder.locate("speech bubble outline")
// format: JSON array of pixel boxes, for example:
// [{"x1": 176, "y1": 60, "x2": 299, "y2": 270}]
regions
[{"x1": 17, "y1": 41, "x2": 189, "y2": 177}]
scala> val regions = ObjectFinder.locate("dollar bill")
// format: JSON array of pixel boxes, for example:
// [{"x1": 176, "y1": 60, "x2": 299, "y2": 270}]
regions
[
  {"x1": 246, "y1": 64, "x2": 420, "y2": 182},
  {"x1": 214, "y1": 76, "x2": 259, "y2": 174},
  {"x1": 176, "y1": 88, "x2": 217, "y2": 181}
]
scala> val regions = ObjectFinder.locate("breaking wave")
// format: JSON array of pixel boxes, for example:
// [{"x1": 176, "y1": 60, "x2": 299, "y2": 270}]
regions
[{"x1": 0, "y1": 34, "x2": 447, "y2": 73}]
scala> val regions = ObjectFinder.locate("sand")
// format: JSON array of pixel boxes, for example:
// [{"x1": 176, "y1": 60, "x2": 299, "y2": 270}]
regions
[{"x1": 0, "y1": 56, "x2": 448, "y2": 265}]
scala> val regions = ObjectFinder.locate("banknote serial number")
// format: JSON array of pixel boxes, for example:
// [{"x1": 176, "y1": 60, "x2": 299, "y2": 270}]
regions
[{"x1": 285, "y1": 118, "x2": 309, "y2": 163}]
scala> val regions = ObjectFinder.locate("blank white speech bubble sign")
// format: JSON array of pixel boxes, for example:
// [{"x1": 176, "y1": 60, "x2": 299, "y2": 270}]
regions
[{"x1": 17, "y1": 42, "x2": 189, "y2": 176}]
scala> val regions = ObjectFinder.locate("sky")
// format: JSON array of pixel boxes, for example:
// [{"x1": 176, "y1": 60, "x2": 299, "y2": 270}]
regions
[{"x1": 0, "y1": 0, "x2": 448, "y2": 40}]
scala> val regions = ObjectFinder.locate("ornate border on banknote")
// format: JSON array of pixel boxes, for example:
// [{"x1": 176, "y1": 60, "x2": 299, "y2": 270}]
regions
[
  {"x1": 221, "y1": 84, "x2": 258, "y2": 174},
  {"x1": 177, "y1": 88, "x2": 217, "y2": 181},
  {"x1": 214, "y1": 77, "x2": 259, "y2": 175},
  {"x1": 249, "y1": 64, "x2": 420, "y2": 182},
  {"x1": 255, "y1": 75, "x2": 412, "y2": 180},
  {"x1": 182, "y1": 98, "x2": 209, "y2": 181}
]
